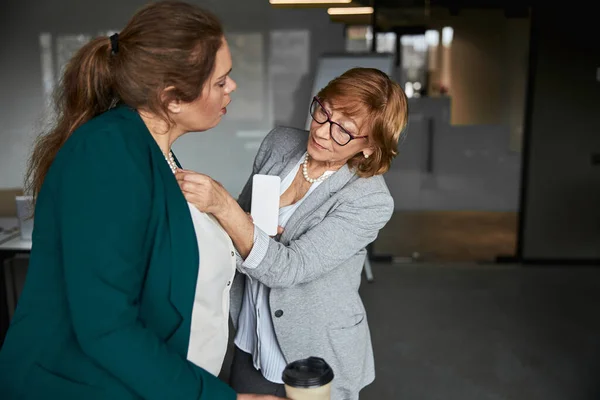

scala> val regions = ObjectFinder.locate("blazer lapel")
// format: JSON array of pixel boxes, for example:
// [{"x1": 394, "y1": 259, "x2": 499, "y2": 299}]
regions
[
  {"x1": 150, "y1": 140, "x2": 199, "y2": 321},
  {"x1": 260, "y1": 141, "x2": 304, "y2": 181}
]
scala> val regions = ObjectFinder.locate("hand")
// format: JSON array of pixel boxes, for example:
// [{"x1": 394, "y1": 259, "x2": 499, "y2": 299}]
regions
[
  {"x1": 176, "y1": 170, "x2": 231, "y2": 216},
  {"x1": 246, "y1": 213, "x2": 284, "y2": 236},
  {"x1": 237, "y1": 394, "x2": 289, "y2": 400}
]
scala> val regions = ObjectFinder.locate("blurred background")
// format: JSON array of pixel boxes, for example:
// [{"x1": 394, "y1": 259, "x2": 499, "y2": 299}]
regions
[{"x1": 1, "y1": 1, "x2": 599, "y2": 399}]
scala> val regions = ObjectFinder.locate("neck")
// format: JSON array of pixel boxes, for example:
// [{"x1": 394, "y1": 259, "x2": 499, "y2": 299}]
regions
[{"x1": 138, "y1": 110, "x2": 184, "y2": 155}]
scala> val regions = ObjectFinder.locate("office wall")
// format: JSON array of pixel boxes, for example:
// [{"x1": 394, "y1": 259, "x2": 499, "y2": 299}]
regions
[
  {"x1": 386, "y1": 97, "x2": 521, "y2": 212},
  {"x1": 521, "y1": 6, "x2": 600, "y2": 260},
  {"x1": 0, "y1": 0, "x2": 344, "y2": 195},
  {"x1": 428, "y1": 9, "x2": 529, "y2": 153}
]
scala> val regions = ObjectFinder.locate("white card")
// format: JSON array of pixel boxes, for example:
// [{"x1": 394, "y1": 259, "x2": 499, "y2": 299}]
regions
[{"x1": 251, "y1": 174, "x2": 281, "y2": 236}]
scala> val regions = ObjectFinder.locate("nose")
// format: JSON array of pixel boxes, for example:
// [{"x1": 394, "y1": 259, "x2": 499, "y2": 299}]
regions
[
  {"x1": 226, "y1": 77, "x2": 237, "y2": 94},
  {"x1": 314, "y1": 121, "x2": 330, "y2": 140}
]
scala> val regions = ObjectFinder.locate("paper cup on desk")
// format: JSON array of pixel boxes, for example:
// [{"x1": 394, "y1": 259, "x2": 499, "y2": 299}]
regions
[
  {"x1": 15, "y1": 196, "x2": 34, "y2": 241},
  {"x1": 282, "y1": 357, "x2": 334, "y2": 400}
]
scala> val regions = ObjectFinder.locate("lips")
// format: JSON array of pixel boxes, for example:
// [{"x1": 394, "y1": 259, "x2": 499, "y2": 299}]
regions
[{"x1": 221, "y1": 100, "x2": 231, "y2": 114}]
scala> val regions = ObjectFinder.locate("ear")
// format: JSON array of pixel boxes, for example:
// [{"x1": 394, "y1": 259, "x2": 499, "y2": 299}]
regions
[
  {"x1": 162, "y1": 86, "x2": 181, "y2": 114},
  {"x1": 363, "y1": 147, "x2": 375, "y2": 159}
]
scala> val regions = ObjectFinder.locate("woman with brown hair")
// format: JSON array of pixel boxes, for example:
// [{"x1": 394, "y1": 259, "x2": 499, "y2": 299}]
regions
[
  {"x1": 0, "y1": 1, "x2": 281, "y2": 399},
  {"x1": 178, "y1": 67, "x2": 409, "y2": 399}
]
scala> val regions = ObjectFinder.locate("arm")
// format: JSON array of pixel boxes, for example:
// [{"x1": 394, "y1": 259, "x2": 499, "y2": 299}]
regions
[
  {"x1": 58, "y1": 134, "x2": 236, "y2": 400},
  {"x1": 217, "y1": 190, "x2": 393, "y2": 288},
  {"x1": 179, "y1": 169, "x2": 393, "y2": 288}
]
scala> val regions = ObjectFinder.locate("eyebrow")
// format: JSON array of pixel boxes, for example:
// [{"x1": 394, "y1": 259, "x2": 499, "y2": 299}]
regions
[
  {"x1": 216, "y1": 68, "x2": 232, "y2": 81},
  {"x1": 325, "y1": 102, "x2": 358, "y2": 128}
]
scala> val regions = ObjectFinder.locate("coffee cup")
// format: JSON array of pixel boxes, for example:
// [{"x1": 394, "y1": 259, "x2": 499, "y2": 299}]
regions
[{"x1": 282, "y1": 356, "x2": 334, "y2": 400}]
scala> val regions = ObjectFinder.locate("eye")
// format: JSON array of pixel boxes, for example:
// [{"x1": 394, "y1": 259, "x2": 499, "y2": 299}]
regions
[{"x1": 217, "y1": 76, "x2": 228, "y2": 88}]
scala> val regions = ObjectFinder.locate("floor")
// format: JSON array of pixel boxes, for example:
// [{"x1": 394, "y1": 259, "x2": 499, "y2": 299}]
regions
[{"x1": 358, "y1": 262, "x2": 600, "y2": 400}]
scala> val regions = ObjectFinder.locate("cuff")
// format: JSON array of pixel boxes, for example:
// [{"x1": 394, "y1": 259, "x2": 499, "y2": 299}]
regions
[{"x1": 240, "y1": 225, "x2": 270, "y2": 269}]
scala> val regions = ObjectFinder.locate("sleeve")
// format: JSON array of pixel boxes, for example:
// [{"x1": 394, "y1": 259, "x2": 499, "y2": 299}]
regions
[
  {"x1": 58, "y1": 133, "x2": 236, "y2": 400},
  {"x1": 238, "y1": 225, "x2": 270, "y2": 269},
  {"x1": 237, "y1": 190, "x2": 394, "y2": 289}
]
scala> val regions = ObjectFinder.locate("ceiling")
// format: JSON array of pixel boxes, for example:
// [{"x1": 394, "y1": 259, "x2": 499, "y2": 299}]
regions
[
  {"x1": 326, "y1": 0, "x2": 531, "y2": 28},
  {"x1": 354, "y1": 0, "x2": 533, "y2": 8}
]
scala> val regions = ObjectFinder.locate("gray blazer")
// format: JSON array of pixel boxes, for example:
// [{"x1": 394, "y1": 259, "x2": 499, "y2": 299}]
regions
[{"x1": 230, "y1": 126, "x2": 394, "y2": 400}]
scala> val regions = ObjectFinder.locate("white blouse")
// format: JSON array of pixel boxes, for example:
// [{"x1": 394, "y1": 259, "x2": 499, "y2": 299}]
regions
[{"x1": 186, "y1": 203, "x2": 237, "y2": 376}]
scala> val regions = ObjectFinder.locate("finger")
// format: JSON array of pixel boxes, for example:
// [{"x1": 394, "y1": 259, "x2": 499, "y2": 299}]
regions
[
  {"x1": 180, "y1": 180, "x2": 211, "y2": 193},
  {"x1": 277, "y1": 226, "x2": 284, "y2": 235},
  {"x1": 181, "y1": 190, "x2": 201, "y2": 202},
  {"x1": 175, "y1": 170, "x2": 208, "y2": 183},
  {"x1": 178, "y1": 181, "x2": 197, "y2": 193},
  {"x1": 183, "y1": 172, "x2": 210, "y2": 183},
  {"x1": 175, "y1": 171, "x2": 188, "y2": 181}
]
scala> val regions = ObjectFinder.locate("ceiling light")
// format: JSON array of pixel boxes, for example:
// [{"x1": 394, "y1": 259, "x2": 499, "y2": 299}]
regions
[
  {"x1": 327, "y1": 6, "x2": 374, "y2": 15},
  {"x1": 442, "y1": 27, "x2": 454, "y2": 47},
  {"x1": 425, "y1": 30, "x2": 439, "y2": 47},
  {"x1": 270, "y1": 0, "x2": 351, "y2": 4}
]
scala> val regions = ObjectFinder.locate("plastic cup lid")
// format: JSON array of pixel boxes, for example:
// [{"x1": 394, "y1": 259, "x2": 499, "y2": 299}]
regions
[{"x1": 282, "y1": 357, "x2": 334, "y2": 388}]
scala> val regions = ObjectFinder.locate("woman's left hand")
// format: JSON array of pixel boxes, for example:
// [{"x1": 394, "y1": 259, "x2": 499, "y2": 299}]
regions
[{"x1": 176, "y1": 170, "x2": 232, "y2": 216}]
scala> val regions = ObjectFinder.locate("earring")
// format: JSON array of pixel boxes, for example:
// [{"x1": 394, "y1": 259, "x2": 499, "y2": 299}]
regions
[{"x1": 364, "y1": 153, "x2": 369, "y2": 159}]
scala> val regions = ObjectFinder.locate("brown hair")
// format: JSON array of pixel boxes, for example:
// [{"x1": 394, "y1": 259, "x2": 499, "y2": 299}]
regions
[
  {"x1": 26, "y1": 0, "x2": 223, "y2": 199},
  {"x1": 317, "y1": 67, "x2": 408, "y2": 177}
]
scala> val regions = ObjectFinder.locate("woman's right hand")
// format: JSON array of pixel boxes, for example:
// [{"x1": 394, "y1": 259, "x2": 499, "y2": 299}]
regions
[{"x1": 237, "y1": 394, "x2": 289, "y2": 400}]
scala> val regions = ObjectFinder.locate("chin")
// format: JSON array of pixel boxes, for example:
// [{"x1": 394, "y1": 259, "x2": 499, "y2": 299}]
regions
[{"x1": 307, "y1": 148, "x2": 328, "y2": 162}]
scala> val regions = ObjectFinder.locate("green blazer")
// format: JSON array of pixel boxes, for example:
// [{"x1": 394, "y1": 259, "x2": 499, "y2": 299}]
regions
[{"x1": 0, "y1": 105, "x2": 236, "y2": 400}]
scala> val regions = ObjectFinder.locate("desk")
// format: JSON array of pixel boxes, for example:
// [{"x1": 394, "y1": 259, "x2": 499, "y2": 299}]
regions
[
  {"x1": 0, "y1": 236, "x2": 32, "y2": 252},
  {"x1": 0, "y1": 223, "x2": 31, "y2": 347},
  {"x1": 0, "y1": 218, "x2": 20, "y2": 244}
]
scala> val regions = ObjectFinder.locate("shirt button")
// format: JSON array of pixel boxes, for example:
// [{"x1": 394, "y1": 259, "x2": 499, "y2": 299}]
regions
[
  {"x1": 274, "y1": 310, "x2": 283, "y2": 318},
  {"x1": 227, "y1": 281, "x2": 231, "y2": 286},
  {"x1": 231, "y1": 251, "x2": 235, "y2": 257}
]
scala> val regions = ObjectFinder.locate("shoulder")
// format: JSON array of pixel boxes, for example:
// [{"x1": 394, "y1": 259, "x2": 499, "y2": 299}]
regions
[
  {"x1": 251, "y1": 126, "x2": 308, "y2": 171},
  {"x1": 66, "y1": 106, "x2": 148, "y2": 155},
  {"x1": 261, "y1": 126, "x2": 308, "y2": 155},
  {"x1": 50, "y1": 107, "x2": 153, "y2": 192},
  {"x1": 343, "y1": 174, "x2": 394, "y2": 212}
]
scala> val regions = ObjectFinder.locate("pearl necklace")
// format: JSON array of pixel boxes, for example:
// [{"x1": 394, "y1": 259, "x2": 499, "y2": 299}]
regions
[
  {"x1": 302, "y1": 153, "x2": 330, "y2": 184},
  {"x1": 164, "y1": 150, "x2": 177, "y2": 174}
]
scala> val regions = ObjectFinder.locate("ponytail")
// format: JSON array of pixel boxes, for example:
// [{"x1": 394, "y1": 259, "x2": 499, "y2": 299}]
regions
[{"x1": 26, "y1": 36, "x2": 116, "y2": 199}]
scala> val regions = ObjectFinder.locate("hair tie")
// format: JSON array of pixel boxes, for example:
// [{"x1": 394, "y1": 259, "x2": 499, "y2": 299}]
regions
[{"x1": 110, "y1": 33, "x2": 119, "y2": 55}]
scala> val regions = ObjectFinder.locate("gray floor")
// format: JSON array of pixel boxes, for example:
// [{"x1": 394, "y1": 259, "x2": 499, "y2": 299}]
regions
[{"x1": 358, "y1": 262, "x2": 600, "y2": 400}]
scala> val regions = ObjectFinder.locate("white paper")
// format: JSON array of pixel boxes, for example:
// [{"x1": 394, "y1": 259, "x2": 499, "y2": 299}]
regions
[{"x1": 251, "y1": 175, "x2": 281, "y2": 236}]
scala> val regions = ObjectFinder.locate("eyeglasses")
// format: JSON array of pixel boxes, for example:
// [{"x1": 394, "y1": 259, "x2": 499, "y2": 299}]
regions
[{"x1": 309, "y1": 97, "x2": 369, "y2": 146}]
